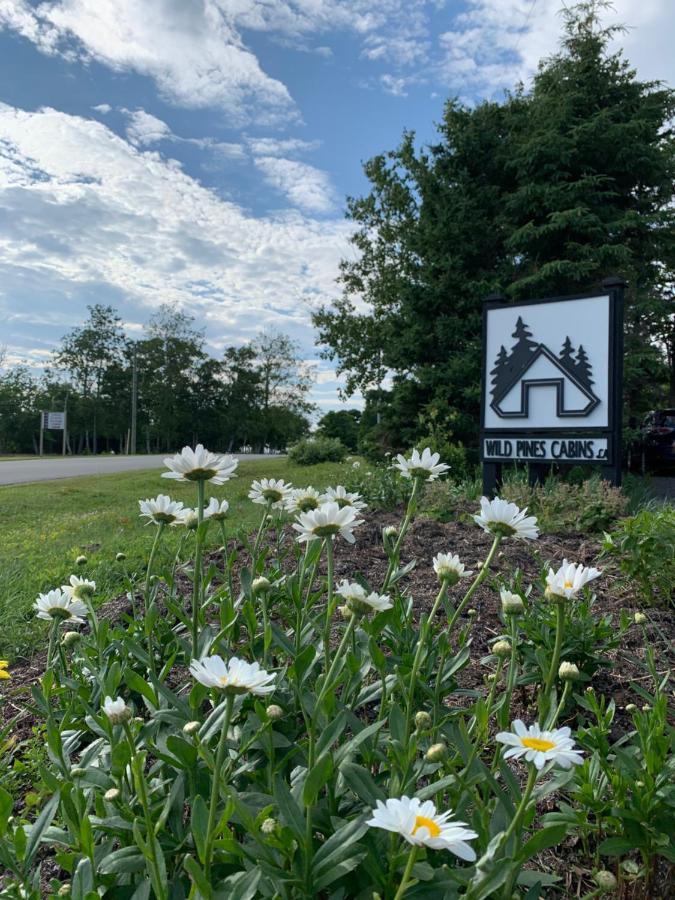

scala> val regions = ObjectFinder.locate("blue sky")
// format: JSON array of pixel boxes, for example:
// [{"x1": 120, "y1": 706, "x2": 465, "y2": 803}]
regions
[{"x1": 0, "y1": 1, "x2": 672, "y2": 413}]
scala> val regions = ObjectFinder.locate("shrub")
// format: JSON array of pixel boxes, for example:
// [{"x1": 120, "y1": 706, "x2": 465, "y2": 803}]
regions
[
  {"x1": 288, "y1": 435, "x2": 347, "y2": 465},
  {"x1": 602, "y1": 503, "x2": 675, "y2": 607},
  {"x1": 343, "y1": 460, "x2": 410, "y2": 509}
]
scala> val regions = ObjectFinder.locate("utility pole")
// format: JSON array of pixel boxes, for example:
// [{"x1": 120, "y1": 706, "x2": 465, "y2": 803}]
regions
[
  {"x1": 130, "y1": 346, "x2": 138, "y2": 455},
  {"x1": 63, "y1": 392, "x2": 68, "y2": 456}
]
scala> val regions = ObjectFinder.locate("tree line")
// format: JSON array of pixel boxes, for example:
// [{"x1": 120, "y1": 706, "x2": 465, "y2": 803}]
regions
[
  {"x1": 0, "y1": 304, "x2": 313, "y2": 455},
  {"x1": 314, "y1": 1, "x2": 675, "y2": 459}
]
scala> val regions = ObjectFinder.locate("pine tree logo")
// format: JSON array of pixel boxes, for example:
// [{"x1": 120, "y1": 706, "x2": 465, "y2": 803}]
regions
[{"x1": 490, "y1": 316, "x2": 599, "y2": 419}]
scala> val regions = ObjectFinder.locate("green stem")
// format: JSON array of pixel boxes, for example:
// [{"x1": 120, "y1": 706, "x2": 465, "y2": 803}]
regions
[
  {"x1": 393, "y1": 845, "x2": 419, "y2": 900},
  {"x1": 322, "y1": 537, "x2": 335, "y2": 656},
  {"x1": 203, "y1": 693, "x2": 235, "y2": 878},
  {"x1": 446, "y1": 534, "x2": 502, "y2": 637},
  {"x1": 382, "y1": 477, "x2": 422, "y2": 592},
  {"x1": 304, "y1": 728, "x2": 316, "y2": 892},
  {"x1": 541, "y1": 601, "x2": 566, "y2": 722},
  {"x1": 403, "y1": 582, "x2": 449, "y2": 741},
  {"x1": 124, "y1": 723, "x2": 167, "y2": 900},
  {"x1": 252, "y1": 502, "x2": 271, "y2": 565},
  {"x1": 501, "y1": 765, "x2": 537, "y2": 848},
  {"x1": 549, "y1": 681, "x2": 572, "y2": 728},
  {"x1": 498, "y1": 616, "x2": 519, "y2": 731},
  {"x1": 316, "y1": 615, "x2": 357, "y2": 711},
  {"x1": 145, "y1": 524, "x2": 165, "y2": 678},
  {"x1": 191, "y1": 481, "x2": 206, "y2": 658},
  {"x1": 219, "y1": 521, "x2": 234, "y2": 602},
  {"x1": 47, "y1": 618, "x2": 59, "y2": 671}
]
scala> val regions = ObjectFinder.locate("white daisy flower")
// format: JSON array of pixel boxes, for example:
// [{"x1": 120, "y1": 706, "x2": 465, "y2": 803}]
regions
[
  {"x1": 138, "y1": 494, "x2": 186, "y2": 526},
  {"x1": 336, "y1": 580, "x2": 392, "y2": 615},
  {"x1": 34, "y1": 588, "x2": 88, "y2": 624},
  {"x1": 322, "y1": 485, "x2": 367, "y2": 511},
  {"x1": 432, "y1": 553, "x2": 473, "y2": 585},
  {"x1": 545, "y1": 559, "x2": 601, "y2": 601},
  {"x1": 189, "y1": 654, "x2": 276, "y2": 696},
  {"x1": 205, "y1": 498, "x2": 229, "y2": 521},
  {"x1": 393, "y1": 448, "x2": 450, "y2": 482},
  {"x1": 495, "y1": 720, "x2": 584, "y2": 770},
  {"x1": 285, "y1": 486, "x2": 322, "y2": 514},
  {"x1": 63, "y1": 574, "x2": 96, "y2": 600},
  {"x1": 103, "y1": 696, "x2": 131, "y2": 725},
  {"x1": 292, "y1": 501, "x2": 364, "y2": 544},
  {"x1": 473, "y1": 497, "x2": 539, "y2": 540},
  {"x1": 249, "y1": 478, "x2": 293, "y2": 508},
  {"x1": 367, "y1": 796, "x2": 477, "y2": 860},
  {"x1": 162, "y1": 444, "x2": 238, "y2": 485}
]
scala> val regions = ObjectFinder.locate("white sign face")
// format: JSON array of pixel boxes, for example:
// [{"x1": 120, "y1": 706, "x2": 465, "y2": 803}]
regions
[
  {"x1": 483, "y1": 295, "x2": 610, "y2": 430},
  {"x1": 44, "y1": 412, "x2": 65, "y2": 430},
  {"x1": 483, "y1": 436, "x2": 608, "y2": 463}
]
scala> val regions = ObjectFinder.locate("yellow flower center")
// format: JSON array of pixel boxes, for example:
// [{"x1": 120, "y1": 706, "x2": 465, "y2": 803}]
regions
[
  {"x1": 413, "y1": 815, "x2": 441, "y2": 838},
  {"x1": 564, "y1": 580, "x2": 574, "y2": 589},
  {"x1": 521, "y1": 737, "x2": 556, "y2": 752},
  {"x1": 218, "y1": 675, "x2": 230, "y2": 686}
]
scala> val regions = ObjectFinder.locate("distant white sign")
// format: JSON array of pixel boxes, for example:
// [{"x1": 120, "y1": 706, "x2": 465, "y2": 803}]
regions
[
  {"x1": 483, "y1": 295, "x2": 610, "y2": 431},
  {"x1": 483, "y1": 436, "x2": 608, "y2": 462},
  {"x1": 43, "y1": 411, "x2": 66, "y2": 430}
]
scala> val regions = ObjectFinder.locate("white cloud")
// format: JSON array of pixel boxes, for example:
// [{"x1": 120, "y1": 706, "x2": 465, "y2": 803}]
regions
[
  {"x1": 437, "y1": 0, "x2": 675, "y2": 99},
  {"x1": 254, "y1": 156, "x2": 336, "y2": 213},
  {"x1": 0, "y1": 103, "x2": 352, "y2": 396},
  {"x1": 124, "y1": 108, "x2": 172, "y2": 146},
  {"x1": 0, "y1": 0, "x2": 297, "y2": 125},
  {"x1": 247, "y1": 137, "x2": 321, "y2": 157},
  {"x1": 92, "y1": 103, "x2": 111, "y2": 114}
]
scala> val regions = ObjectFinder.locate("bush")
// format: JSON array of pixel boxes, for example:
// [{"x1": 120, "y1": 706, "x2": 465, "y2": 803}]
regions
[
  {"x1": 602, "y1": 503, "x2": 675, "y2": 607},
  {"x1": 423, "y1": 471, "x2": 628, "y2": 534},
  {"x1": 343, "y1": 459, "x2": 410, "y2": 509},
  {"x1": 288, "y1": 435, "x2": 347, "y2": 465}
]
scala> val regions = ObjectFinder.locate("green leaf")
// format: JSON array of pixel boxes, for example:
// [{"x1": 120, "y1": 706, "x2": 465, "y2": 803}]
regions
[
  {"x1": 71, "y1": 857, "x2": 94, "y2": 900},
  {"x1": 335, "y1": 719, "x2": 384, "y2": 765},
  {"x1": 316, "y1": 710, "x2": 348, "y2": 757},
  {"x1": 340, "y1": 762, "x2": 385, "y2": 804},
  {"x1": 25, "y1": 791, "x2": 59, "y2": 867},
  {"x1": 124, "y1": 667, "x2": 159, "y2": 707},
  {"x1": 217, "y1": 867, "x2": 262, "y2": 900},
  {"x1": 519, "y1": 825, "x2": 567, "y2": 862},
  {"x1": 0, "y1": 787, "x2": 13, "y2": 837},
  {"x1": 598, "y1": 837, "x2": 635, "y2": 856},
  {"x1": 98, "y1": 846, "x2": 148, "y2": 875},
  {"x1": 274, "y1": 776, "x2": 305, "y2": 842},
  {"x1": 313, "y1": 815, "x2": 369, "y2": 880},
  {"x1": 191, "y1": 795, "x2": 209, "y2": 864},
  {"x1": 303, "y1": 753, "x2": 333, "y2": 806},
  {"x1": 183, "y1": 855, "x2": 212, "y2": 898}
]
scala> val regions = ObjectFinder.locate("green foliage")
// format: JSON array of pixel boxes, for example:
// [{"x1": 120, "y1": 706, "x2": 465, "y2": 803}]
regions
[
  {"x1": 602, "y1": 503, "x2": 675, "y2": 606},
  {"x1": 317, "y1": 409, "x2": 361, "y2": 451},
  {"x1": 288, "y1": 435, "x2": 347, "y2": 465},
  {"x1": 314, "y1": 2, "x2": 675, "y2": 449},
  {"x1": 343, "y1": 460, "x2": 410, "y2": 509}
]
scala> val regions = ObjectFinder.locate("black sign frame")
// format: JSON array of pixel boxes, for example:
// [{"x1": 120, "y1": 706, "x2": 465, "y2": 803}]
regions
[{"x1": 480, "y1": 277, "x2": 625, "y2": 493}]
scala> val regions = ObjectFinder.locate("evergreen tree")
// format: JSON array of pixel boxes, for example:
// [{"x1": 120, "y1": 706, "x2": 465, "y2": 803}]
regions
[
  {"x1": 574, "y1": 344, "x2": 594, "y2": 389},
  {"x1": 508, "y1": 318, "x2": 539, "y2": 373},
  {"x1": 559, "y1": 336, "x2": 576, "y2": 373},
  {"x1": 489, "y1": 345, "x2": 510, "y2": 397}
]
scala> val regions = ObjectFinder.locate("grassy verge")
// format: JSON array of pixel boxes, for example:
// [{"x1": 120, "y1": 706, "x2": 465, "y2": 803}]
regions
[{"x1": 0, "y1": 458, "x2": 346, "y2": 659}]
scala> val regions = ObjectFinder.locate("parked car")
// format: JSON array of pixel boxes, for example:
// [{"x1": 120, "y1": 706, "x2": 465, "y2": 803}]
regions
[{"x1": 639, "y1": 409, "x2": 675, "y2": 472}]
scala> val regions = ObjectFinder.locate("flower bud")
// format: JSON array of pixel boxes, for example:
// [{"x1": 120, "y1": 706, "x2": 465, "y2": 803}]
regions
[
  {"x1": 492, "y1": 640, "x2": 512, "y2": 658},
  {"x1": 61, "y1": 631, "x2": 82, "y2": 647},
  {"x1": 116, "y1": 552, "x2": 126, "y2": 561},
  {"x1": 635, "y1": 780, "x2": 644, "y2": 789},
  {"x1": 594, "y1": 870, "x2": 617, "y2": 892},
  {"x1": 467, "y1": 608, "x2": 477, "y2": 618},
  {"x1": 634, "y1": 612, "x2": 647, "y2": 625},
  {"x1": 70, "y1": 767, "x2": 86, "y2": 778},
  {"x1": 103, "y1": 697, "x2": 132, "y2": 725},
  {"x1": 558, "y1": 661, "x2": 580, "y2": 681},
  {"x1": 75, "y1": 555, "x2": 87, "y2": 566},
  {"x1": 338, "y1": 604, "x2": 353, "y2": 620},
  {"x1": 414, "y1": 711, "x2": 432, "y2": 731},
  {"x1": 183, "y1": 511, "x2": 199, "y2": 530},
  {"x1": 625, "y1": 703, "x2": 637, "y2": 713},
  {"x1": 104, "y1": 787, "x2": 120, "y2": 802},
  {"x1": 621, "y1": 859, "x2": 639, "y2": 877},
  {"x1": 585, "y1": 686, "x2": 594, "y2": 694},
  {"x1": 252, "y1": 576, "x2": 272, "y2": 595},
  {"x1": 261, "y1": 817, "x2": 277, "y2": 834},
  {"x1": 58, "y1": 885, "x2": 71, "y2": 897},
  {"x1": 266, "y1": 704, "x2": 284, "y2": 721},
  {"x1": 500, "y1": 590, "x2": 524, "y2": 616},
  {"x1": 183, "y1": 720, "x2": 200, "y2": 735},
  {"x1": 425, "y1": 742, "x2": 447, "y2": 763},
  {"x1": 642, "y1": 703, "x2": 651, "y2": 712}
]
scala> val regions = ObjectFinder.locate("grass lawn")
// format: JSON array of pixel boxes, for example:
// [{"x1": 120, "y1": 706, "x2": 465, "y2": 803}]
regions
[{"x1": 0, "y1": 458, "x2": 347, "y2": 659}]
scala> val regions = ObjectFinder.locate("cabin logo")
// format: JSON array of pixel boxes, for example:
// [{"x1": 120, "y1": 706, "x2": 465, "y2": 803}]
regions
[{"x1": 490, "y1": 317, "x2": 600, "y2": 419}]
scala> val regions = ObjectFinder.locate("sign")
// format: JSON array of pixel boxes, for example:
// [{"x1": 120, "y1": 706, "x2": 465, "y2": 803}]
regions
[
  {"x1": 42, "y1": 411, "x2": 66, "y2": 430},
  {"x1": 480, "y1": 279, "x2": 625, "y2": 490},
  {"x1": 483, "y1": 436, "x2": 608, "y2": 462}
]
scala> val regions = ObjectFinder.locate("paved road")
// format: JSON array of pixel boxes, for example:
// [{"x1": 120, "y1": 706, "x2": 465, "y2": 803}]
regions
[{"x1": 0, "y1": 454, "x2": 273, "y2": 486}]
